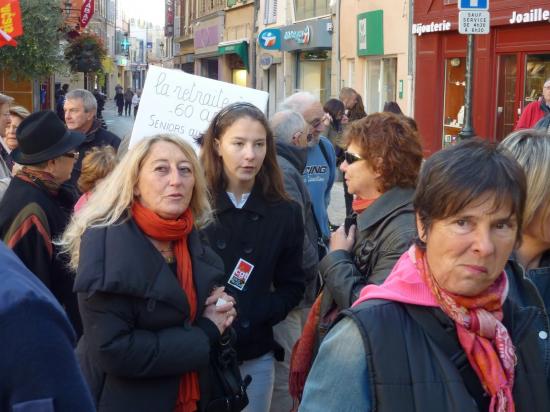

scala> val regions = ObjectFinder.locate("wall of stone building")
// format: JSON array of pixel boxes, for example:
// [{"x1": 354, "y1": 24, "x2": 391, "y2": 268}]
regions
[
  {"x1": 225, "y1": 3, "x2": 254, "y2": 35},
  {"x1": 339, "y1": 0, "x2": 411, "y2": 114}
]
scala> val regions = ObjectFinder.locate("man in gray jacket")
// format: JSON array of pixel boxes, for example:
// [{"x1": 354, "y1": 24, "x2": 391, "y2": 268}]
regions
[{"x1": 270, "y1": 110, "x2": 320, "y2": 412}]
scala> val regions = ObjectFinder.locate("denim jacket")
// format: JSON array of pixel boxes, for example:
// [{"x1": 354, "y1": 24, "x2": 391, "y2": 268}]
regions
[{"x1": 505, "y1": 251, "x2": 550, "y2": 382}]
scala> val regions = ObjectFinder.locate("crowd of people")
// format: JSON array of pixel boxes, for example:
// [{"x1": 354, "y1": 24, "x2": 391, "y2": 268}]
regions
[{"x1": 0, "y1": 78, "x2": 550, "y2": 412}]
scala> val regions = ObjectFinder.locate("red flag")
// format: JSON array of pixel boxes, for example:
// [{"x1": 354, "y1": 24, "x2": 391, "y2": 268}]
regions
[
  {"x1": 0, "y1": 0, "x2": 23, "y2": 48},
  {"x1": 80, "y1": 0, "x2": 95, "y2": 29}
]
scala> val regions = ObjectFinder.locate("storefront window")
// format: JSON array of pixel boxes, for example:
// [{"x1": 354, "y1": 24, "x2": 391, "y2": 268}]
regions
[
  {"x1": 364, "y1": 57, "x2": 397, "y2": 113},
  {"x1": 294, "y1": 0, "x2": 329, "y2": 21},
  {"x1": 523, "y1": 54, "x2": 550, "y2": 108},
  {"x1": 442, "y1": 57, "x2": 465, "y2": 148},
  {"x1": 297, "y1": 50, "x2": 331, "y2": 104},
  {"x1": 200, "y1": 58, "x2": 218, "y2": 80},
  {"x1": 495, "y1": 54, "x2": 517, "y2": 140},
  {"x1": 232, "y1": 69, "x2": 247, "y2": 87}
]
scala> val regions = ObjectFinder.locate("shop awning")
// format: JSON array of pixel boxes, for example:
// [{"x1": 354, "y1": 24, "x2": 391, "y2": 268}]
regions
[{"x1": 218, "y1": 40, "x2": 249, "y2": 71}]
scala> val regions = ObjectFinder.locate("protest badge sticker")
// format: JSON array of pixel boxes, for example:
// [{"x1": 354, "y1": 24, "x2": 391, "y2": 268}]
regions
[
  {"x1": 227, "y1": 258, "x2": 255, "y2": 291},
  {"x1": 129, "y1": 65, "x2": 269, "y2": 149}
]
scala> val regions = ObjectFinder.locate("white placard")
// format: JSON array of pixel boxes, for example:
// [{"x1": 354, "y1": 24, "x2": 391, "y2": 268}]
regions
[
  {"x1": 129, "y1": 65, "x2": 269, "y2": 149},
  {"x1": 459, "y1": 10, "x2": 490, "y2": 34}
]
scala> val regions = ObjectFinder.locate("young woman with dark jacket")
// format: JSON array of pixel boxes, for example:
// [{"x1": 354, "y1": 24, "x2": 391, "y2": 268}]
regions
[
  {"x1": 60, "y1": 135, "x2": 237, "y2": 412},
  {"x1": 200, "y1": 102, "x2": 305, "y2": 412}
]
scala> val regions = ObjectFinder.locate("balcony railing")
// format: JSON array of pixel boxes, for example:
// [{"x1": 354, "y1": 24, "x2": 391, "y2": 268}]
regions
[{"x1": 197, "y1": 0, "x2": 226, "y2": 18}]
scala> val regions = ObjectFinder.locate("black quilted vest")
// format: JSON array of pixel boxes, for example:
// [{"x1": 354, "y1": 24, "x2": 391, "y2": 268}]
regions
[{"x1": 343, "y1": 300, "x2": 550, "y2": 412}]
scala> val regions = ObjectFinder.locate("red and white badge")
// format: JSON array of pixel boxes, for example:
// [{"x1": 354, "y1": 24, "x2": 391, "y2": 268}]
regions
[{"x1": 227, "y1": 258, "x2": 254, "y2": 291}]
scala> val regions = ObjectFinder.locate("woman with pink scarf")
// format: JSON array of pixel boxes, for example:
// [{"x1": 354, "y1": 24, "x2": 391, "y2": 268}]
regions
[{"x1": 299, "y1": 139, "x2": 550, "y2": 412}]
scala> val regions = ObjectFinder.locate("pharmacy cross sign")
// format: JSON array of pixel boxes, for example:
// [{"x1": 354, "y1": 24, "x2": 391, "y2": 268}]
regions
[{"x1": 458, "y1": 0, "x2": 489, "y2": 10}]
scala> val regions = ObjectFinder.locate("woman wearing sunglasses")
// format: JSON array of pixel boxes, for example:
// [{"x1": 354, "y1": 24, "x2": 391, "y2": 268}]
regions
[
  {"x1": 320, "y1": 111, "x2": 422, "y2": 305},
  {"x1": 290, "y1": 112, "x2": 423, "y2": 404}
]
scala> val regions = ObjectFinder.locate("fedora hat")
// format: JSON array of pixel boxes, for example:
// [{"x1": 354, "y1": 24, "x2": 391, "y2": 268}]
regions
[{"x1": 11, "y1": 111, "x2": 86, "y2": 165}]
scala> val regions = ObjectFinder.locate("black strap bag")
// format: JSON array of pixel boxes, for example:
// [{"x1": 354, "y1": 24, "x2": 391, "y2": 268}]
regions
[{"x1": 205, "y1": 328, "x2": 251, "y2": 412}]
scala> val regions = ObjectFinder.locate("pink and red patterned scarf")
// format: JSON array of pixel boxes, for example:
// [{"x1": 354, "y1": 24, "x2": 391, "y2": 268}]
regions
[{"x1": 354, "y1": 245, "x2": 516, "y2": 412}]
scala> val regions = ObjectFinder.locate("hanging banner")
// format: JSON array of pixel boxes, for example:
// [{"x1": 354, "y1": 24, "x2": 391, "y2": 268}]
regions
[
  {"x1": 165, "y1": 0, "x2": 174, "y2": 36},
  {"x1": 0, "y1": 0, "x2": 23, "y2": 48},
  {"x1": 80, "y1": 0, "x2": 95, "y2": 29},
  {"x1": 129, "y1": 65, "x2": 269, "y2": 149}
]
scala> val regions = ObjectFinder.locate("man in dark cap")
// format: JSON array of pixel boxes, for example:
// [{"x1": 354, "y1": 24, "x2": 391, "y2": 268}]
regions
[{"x1": 0, "y1": 110, "x2": 86, "y2": 335}]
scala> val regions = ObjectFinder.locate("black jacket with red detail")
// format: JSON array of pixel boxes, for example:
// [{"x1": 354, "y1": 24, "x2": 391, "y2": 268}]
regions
[
  {"x1": 0, "y1": 176, "x2": 81, "y2": 335},
  {"x1": 202, "y1": 184, "x2": 306, "y2": 361}
]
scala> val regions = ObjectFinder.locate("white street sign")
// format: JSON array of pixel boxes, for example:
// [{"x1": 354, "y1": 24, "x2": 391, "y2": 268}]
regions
[
  {"x1": 458, "y1": 0, "x2": 489, "y2": 10},
  {"x1": 459, "y1": 10, "x2": 490, "y2": 34}
]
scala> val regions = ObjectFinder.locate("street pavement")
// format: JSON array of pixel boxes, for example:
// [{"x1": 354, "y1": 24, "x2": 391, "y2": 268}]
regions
[
  {"x1": 101, "y1": 99, "x2": 134, "y2": 143},
  {"x1": 102, "y1": 99, "x2": 347, "y2": 226}
]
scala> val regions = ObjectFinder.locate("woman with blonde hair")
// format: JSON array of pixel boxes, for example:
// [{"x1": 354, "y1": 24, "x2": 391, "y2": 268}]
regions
[
  {"x1": 61, "y1": 134, "x2": 238, "y2": 411},
  {"x1": 500, "y1": 129, "x2": 550, "y2": 380}
]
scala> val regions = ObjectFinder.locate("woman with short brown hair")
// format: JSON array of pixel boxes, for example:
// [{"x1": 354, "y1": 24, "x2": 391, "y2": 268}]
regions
[{"x1": 300, "y1": 138, "x2": 550, "y2": 412}]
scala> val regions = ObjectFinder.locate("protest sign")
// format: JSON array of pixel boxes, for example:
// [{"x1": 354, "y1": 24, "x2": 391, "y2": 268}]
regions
[{"x1": 129, "y1": 65, "x2": 269, "y2": 148}]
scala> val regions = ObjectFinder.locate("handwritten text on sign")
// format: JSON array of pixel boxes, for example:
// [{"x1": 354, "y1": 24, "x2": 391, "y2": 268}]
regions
[{"x1": 130, "y1": 65, "x2": 268, "y2": 148}]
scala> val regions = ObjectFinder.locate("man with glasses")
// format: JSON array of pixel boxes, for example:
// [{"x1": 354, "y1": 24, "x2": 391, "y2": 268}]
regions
[
  {"x1": 270, "y1": 110, "x2": 320, "y2": 412},
  {"x1": 0, "y1": 111, "x2": 86, "y2": 335},
  {"x1": 280, "y1": 92, "x2": 337, "y2": 258},
  {"x1": 516, "y1": 77, "x2": 550, "y2": 130}
]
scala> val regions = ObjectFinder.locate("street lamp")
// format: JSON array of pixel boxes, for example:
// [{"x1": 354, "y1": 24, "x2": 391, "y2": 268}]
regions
[
  {"x1": 61, "y1": 0, "x2": 82, "y2": 35},
  {"x1": 64, "y1": 0, "x2": 79, "y2": 17}
]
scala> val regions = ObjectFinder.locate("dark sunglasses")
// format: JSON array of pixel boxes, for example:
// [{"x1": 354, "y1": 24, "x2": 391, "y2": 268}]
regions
[
  {"x1": 63, "y1": 151, "x2": 80, "y2": 160},
  {"x1": 344, "y1": 151, "x2": 364, "y2": 164}
]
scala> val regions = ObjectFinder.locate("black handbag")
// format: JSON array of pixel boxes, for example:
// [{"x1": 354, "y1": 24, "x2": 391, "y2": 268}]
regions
[{"x1": 205, "y1": 328, "x2": 251, "y2": 412}]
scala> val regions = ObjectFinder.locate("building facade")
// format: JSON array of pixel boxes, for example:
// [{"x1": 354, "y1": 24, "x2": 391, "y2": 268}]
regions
[
  {"x1": 414, "y1": 0, "x2": 550, "y2": 154},
  {"x1": 219, "y1": 1, "x2": 255, "y2": 87},
  {"x1": 339, "y1": 0, "x2": 412, "y2": 115},
  {"x1": 257, "y1": 0, "x2": 335, "y2": 114}
]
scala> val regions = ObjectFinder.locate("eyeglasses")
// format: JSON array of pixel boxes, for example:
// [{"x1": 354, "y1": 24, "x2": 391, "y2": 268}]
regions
[
  {"x1": 63, "y1": 151, "x2": 80, "y2": 160},
  {"x1": 308, "y1": 118, "x2": 322, "y2": 129},
  {"x1": 344, "y1": 151, "x2": 364, "y2": 164}
]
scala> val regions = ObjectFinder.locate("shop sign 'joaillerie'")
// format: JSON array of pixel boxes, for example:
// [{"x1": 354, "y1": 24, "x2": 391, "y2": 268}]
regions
[{"x1": 129, "y1": 65, "x2": 268, "y2": 149}]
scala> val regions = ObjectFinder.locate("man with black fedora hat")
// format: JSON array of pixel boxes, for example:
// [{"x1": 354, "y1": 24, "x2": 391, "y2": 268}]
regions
[{"x1": 0, "y1": 110, "x2": 85, "y2": 335}]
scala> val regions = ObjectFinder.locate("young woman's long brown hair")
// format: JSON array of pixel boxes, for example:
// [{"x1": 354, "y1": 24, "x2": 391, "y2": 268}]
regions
[{"x1": 200, "y1": 102, "x2": 289, "y2": 202}]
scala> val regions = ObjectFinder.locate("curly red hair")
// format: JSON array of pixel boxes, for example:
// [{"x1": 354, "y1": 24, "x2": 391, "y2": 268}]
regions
[{"x1": 344, "y1": 112, "x2": 423, "y2": 192}]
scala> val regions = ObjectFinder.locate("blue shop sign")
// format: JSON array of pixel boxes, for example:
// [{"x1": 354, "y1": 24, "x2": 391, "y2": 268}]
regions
[{"x1": 258, "y1": 28, "x2": 282, "y2": 50}]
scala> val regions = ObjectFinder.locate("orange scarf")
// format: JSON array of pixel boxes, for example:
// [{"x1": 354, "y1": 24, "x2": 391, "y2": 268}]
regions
[
  {"x1": 416, "y1": 247, "x2": 516, "y2": 412},
  {"x1": 289, "y1": 295, "x2": 322, "y2": 411},
  {"x1": 132, "y1": 202, "x2": 200, "y2": 412},
  {"x1": 352, "y1": 197, "x2": 376, "y2": 214}
]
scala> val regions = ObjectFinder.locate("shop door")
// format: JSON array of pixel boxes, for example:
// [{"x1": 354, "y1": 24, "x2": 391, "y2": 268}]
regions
[
  {"x1": 495, "y1": 54, "x2": 518, "y2": 140},
  {"x1": 496, "y1": 53, "x2": 550, "y2": 139}
]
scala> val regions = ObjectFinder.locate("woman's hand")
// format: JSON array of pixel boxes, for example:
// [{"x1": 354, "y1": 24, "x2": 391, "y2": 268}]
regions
[
  {"x1": 202, "y1": 287, "x2": 237, "y2": 334},
  {"x1": 329, "y1": 225, "x2": 356, "y2": 253}
]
